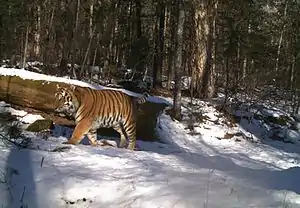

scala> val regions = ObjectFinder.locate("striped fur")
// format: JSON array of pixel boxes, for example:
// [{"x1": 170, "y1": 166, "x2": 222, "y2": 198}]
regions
[{"x1": 54, "y1": 85, "x2": 148, "y2": 150}]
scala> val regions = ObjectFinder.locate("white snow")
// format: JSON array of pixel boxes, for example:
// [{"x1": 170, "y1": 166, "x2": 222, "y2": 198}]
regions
[
  {"x1": 0, "y1": 68, "x2": 300, "y2": 207},
  {"x1": 0, "y1": 102, "x2": 44, "y2": 124},
  {"x1": 0, "y1": 67, "x2": 170, "y2": 105},
  {"x1": 0, "y1": 99, "x2": 299, "y2": 208}
]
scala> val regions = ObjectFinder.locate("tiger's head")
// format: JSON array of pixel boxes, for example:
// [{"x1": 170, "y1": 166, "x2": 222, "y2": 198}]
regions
[{"x1": 54, "y1": 85, "x2": 79, "y2": 118}]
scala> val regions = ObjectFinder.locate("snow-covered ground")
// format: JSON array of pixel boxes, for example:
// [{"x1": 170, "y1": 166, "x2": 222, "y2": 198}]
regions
[{"x1": 0, "y1": 68, "x2": 300, "y2": 208}]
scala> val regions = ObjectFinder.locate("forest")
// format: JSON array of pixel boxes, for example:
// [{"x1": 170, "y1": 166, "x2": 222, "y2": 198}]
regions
[
  {"x1": 1, "y1": 1, "x2": 300, "y2": 207},
  {"x1": 1, "y1": 0, "x2": 299, "y2": 120}
]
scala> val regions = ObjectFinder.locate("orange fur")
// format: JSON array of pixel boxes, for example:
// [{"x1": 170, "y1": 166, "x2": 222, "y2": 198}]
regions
[{"x1": 55, "y1": 85, "x2": 148, "y2": 150}]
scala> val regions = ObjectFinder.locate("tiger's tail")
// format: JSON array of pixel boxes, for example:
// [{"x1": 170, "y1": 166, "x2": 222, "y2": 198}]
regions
[{"x1": 136, "y1": 92, "x2": 149, "y2": 104}]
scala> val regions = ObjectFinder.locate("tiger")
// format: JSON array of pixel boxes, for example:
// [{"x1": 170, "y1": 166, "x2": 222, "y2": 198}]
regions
[{"x1": 54, "y1": 84, "x2": 149, "y2": 150}]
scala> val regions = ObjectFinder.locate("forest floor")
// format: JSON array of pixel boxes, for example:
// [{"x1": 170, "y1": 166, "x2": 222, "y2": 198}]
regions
[{"x1": 0, "y1": 68, "x2": 300, "y2": 208}]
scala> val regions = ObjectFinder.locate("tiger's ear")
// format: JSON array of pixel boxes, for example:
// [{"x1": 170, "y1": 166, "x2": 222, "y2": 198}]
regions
[{"x1": 56, "y1": 84, "x2": 61, "y2": 90}]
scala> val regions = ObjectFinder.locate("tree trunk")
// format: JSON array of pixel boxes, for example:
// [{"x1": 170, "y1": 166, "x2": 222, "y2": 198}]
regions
[
  {"x1": 43, "y1": 1, "x2": 56, "y2": 64},
  {"x1": 89, "y1": 0, "x2": 94, "y2": 40},
  {"x1": 70, "y1": 0, "x2": 81, "y2": 79},
  {"x1": 167, "y1": 4, "x2": 176, "y2": 90},
  {"x1": 103, "y1": 0, "x2": 118, "y2": 72},
  {"x1": 275, "y1": 0, "x2": 288, "y2": 73},
  {"x1": 92, "y1": 33, "x2": 100, "y2": 79},
  {"x1": 34, "y1": 4, "x2": 41, "y2": 60},
  {"x1": 22, "y1": 21, "x2": 29, "y2": 69},
  {"x1": 200, "y1": 1, "x2": 217, "y2": 98},
  {"x1": 80, "y1": 27, "x2": 94, "y2": 78},
  {"x1": 58, "y1": 1, "x2": 71, "y2": 77},
  {"x1": 242, "y1": 20, "x2": 251, "y2": 81},
  {"x1": 79, "y1": 0, "x2": 95, "y2": 78},
  {"x1": 153, "y1": 2, "x2": 166, "y2": 88},
  {"x1": 173, "y1": 1, "x2": 185, "y2": 121},
  {"x1": 288, "y1": 50, "x2": 296, "y2": 90},
  {"x1": 190, "y1": 1, "x2": 208, "y2": 97},
  {"x1": 75, "y1": 0, "x2": 80, "y2": 32},
  {"x1": 158, "y1": 3, "x2": 166, "y2": 84},
  {"x1": 135, "y1": 0, "x2": 142, "y2": 39},
  {"x1": 87, "y1": 0, "x2": 94, "y2": 66}
]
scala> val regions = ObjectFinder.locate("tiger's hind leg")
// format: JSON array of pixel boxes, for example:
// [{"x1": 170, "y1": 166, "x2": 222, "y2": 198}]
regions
[
  {"x1": 86, "y1": 129, "x2": 98, "y2": 146},
  {"x1": 114, "y1": 126, "x2": 127, "y2": 148},
  {"x1": 116, "y1": 122, "x2": 136, "y2": 150},
  {"x1": 63, "y1": 119, "x2": 92, "y2": 145},
  {"x1": 126, "y1": 131, "x2": 136, "y2": 151},
  {"x1": 119, "y1": 134, "x2": 127, "y2": 148}
]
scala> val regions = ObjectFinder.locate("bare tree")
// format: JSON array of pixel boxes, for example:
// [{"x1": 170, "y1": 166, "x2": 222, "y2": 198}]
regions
[
  {"x1": 200, "y1": 0, "x2": 218, "y2": 98},
  {"x1": 173, "y1": 0, "x2": 185, "y2": 121},
  {"x1": 34, "y1": 3, "x2": 41, "y2": 60},
  {"x1": 22, "y1": 10, "x2": 30, "y2": 69},
  {"x1": 275, "y1": 0, "x2": 288, "y2": 73},
  {"x1": 153, "y1": 0, "x2": 166, "y2": 88}
]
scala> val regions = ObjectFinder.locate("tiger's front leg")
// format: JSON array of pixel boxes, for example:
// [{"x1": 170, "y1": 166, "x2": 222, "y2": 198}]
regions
[{"x1": 63, "y1": 119, "x2": 92, "y2": 145}]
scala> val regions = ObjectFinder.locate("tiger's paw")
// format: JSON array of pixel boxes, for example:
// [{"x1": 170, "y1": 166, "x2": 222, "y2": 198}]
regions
[
  {"x1": 134, "y1": 146, "x2": 141, "y2": 151},
  {"x1": 96, "y1": 139, "x2": 117, "y2": 148},
  {"x1": 62, "y1": 140, "x2": 76, "y2": 145},
  {"x1": 62, "y1": 141, "x2": 71, "y2": 145}
]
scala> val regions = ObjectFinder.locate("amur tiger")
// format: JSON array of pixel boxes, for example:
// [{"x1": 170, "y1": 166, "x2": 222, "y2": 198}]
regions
[{"x1": 54, "y1": 84, "x2": 148, "y2": 150}]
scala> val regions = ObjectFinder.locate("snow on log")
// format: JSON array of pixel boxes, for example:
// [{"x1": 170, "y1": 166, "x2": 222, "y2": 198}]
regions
[{"x1": 0, "y1": 69, "x2": 169, "y2": 141}]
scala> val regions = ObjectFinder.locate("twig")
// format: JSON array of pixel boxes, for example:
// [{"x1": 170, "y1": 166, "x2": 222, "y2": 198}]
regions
[
  {"x1": 20, "y1": 186, "x2": 26, "y2": 205},
  {"x1": 40, "y1": 157, "x2": 44, "y2": 167}
]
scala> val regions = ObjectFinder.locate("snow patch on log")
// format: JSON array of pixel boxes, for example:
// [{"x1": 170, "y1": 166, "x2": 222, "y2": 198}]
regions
[{"x1": 0, "y1": 67, "x2": 170, "y2": 105}]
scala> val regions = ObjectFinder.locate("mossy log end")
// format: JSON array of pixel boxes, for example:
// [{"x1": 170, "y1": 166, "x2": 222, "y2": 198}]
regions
[{"x1": 0, "y1": 75, "x2": 168, "y2": 141}]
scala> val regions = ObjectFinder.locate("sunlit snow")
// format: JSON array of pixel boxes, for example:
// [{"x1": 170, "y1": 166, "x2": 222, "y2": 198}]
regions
[{"x1": 0, "y1": 68, "x2": 299, "y2": 208}]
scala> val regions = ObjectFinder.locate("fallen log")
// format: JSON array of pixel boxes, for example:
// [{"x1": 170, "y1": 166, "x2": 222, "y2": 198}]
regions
[{"x1": 0, "y1": 72, "x2": 169, "y2": 141}]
